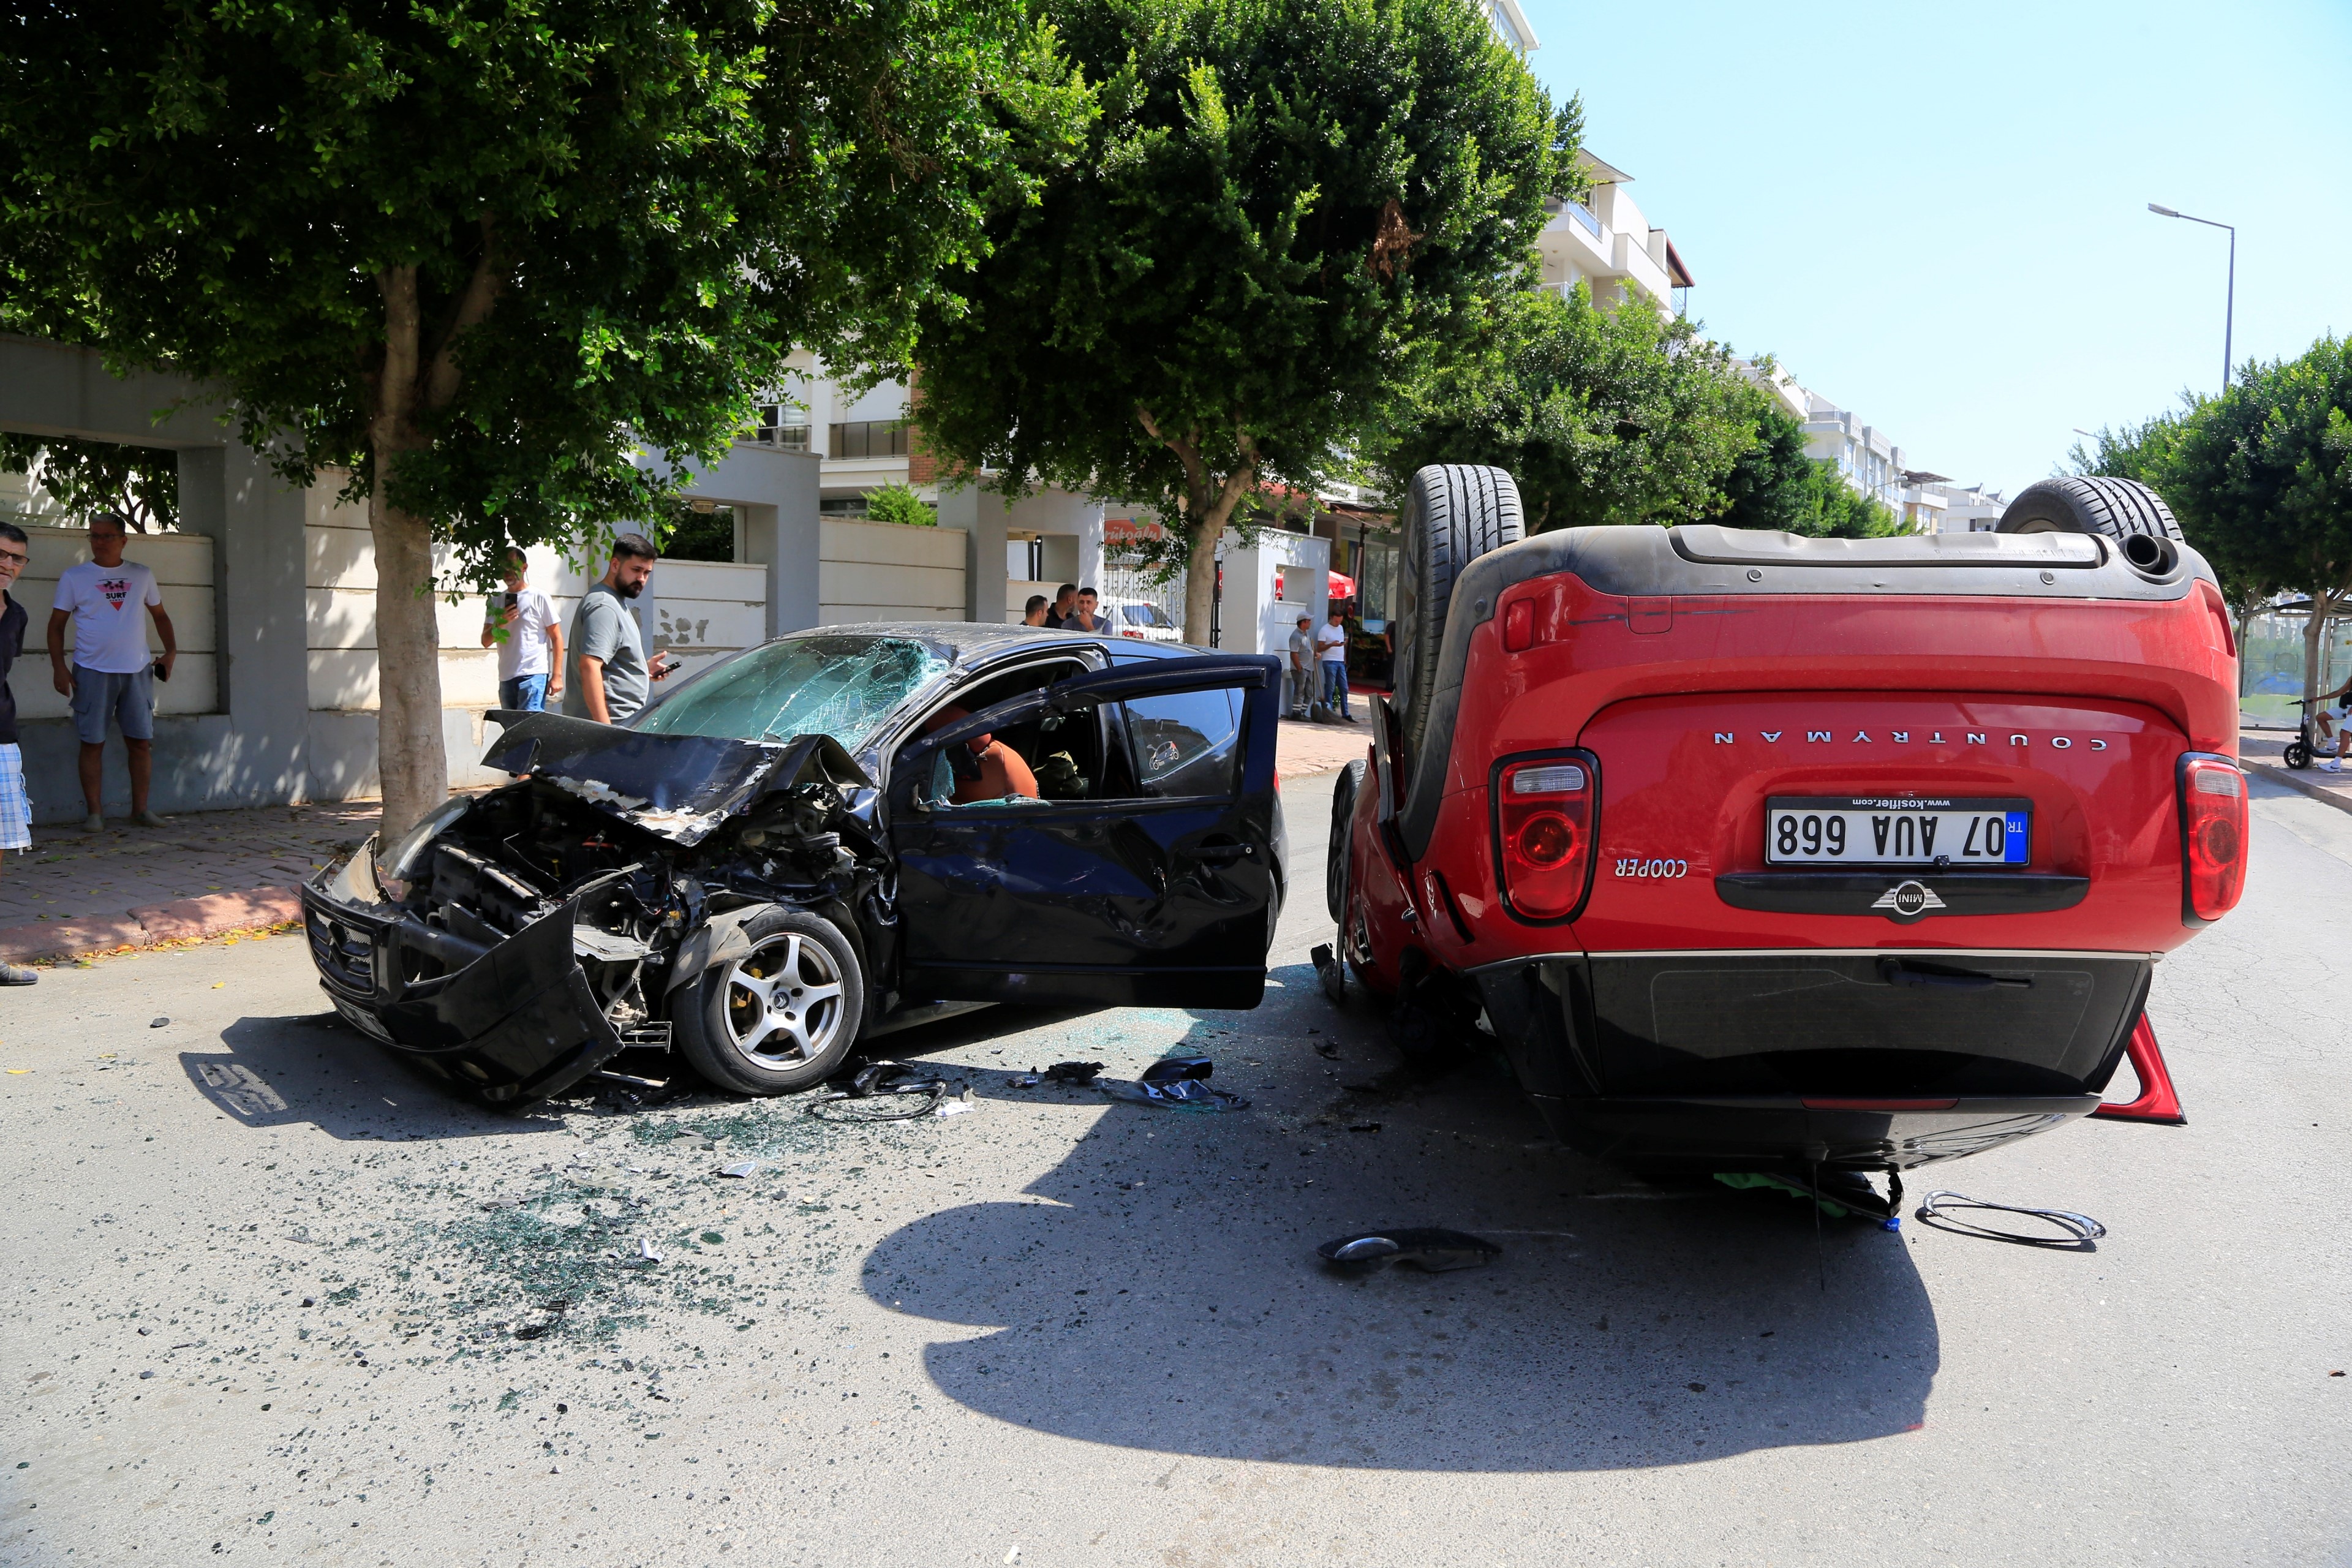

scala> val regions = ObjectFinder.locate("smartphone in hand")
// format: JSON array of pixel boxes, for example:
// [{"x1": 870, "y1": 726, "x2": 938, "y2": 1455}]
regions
[{"x1": 152, "y1": 656, "x2": 170, "y2": 684}]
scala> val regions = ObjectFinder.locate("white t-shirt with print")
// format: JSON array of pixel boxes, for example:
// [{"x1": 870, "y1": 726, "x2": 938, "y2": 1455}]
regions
[
  {"x1": 1314, "y1": 622, "x2": 1349, "y2": 662},
  {"x1": 488, "y1": 589, "x2": 557, "y2": 679},
  {"x1": 52, "y1": 560, "x2": 161, "y2": 674}
]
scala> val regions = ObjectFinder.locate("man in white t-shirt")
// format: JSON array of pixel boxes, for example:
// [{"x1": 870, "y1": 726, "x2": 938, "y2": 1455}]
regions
[
  {"x1": 1315, "y1": 607, "x2": 1352, "y2": 722},
  {"x1": 480, "y1": 549, "x2": 564, "y2": 713},
  {"x1": 45, "y1": 513, "x2": 178, "y2": 832}
]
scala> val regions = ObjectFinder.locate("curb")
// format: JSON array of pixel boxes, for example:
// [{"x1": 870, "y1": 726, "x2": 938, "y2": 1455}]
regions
[
  {"x1": 2242, "y1": 760, "x2": 2352, "y2": 818},
  {"x1": 0, "y1": 884, "x2": 303, "y2": 965}
]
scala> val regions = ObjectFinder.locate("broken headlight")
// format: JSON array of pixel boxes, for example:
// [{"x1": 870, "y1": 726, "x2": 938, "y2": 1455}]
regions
[{"x1": 374, "y1": 795, "x2": 474, "y2": 902}]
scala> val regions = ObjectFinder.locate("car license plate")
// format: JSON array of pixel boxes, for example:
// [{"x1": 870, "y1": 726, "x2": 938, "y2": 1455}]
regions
[{"x1": 1765, "y1": 796, "x2": 2030, "y2": 866}]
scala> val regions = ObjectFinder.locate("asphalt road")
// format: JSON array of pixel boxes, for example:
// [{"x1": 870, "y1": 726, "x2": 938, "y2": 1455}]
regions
[{"x1": 2, "y1": 767, "x2": 2346, "y2": 1566}]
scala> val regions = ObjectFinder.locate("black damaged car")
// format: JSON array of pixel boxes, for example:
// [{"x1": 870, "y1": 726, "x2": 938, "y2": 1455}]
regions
[{"x1": 302, "y1": 624, "x2": 1286, "y2": 1105}]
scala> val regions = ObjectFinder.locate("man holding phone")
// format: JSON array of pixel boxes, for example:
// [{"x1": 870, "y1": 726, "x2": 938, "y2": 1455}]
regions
[
  {"x1": 565, "y1": 533, "x2": 676, "y2": 725},
  {"x1": 47, "y1": 512, "x2": 176, "y2": 832},
  {"x1": 480, "y1": 548, "x2": 563, "y2": 712}
]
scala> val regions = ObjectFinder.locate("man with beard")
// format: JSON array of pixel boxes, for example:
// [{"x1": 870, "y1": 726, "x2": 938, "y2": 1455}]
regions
[{"x1": 565, "y1": 533, "x2": 677, "y2": 725}]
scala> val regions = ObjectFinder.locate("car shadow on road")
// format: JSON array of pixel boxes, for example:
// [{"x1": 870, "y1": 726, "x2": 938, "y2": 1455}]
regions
[
  {"x1": 187, "y1": 1011, "x2": 568, "y2": 1142},
  {"x1": 858, "y1": 960, "x2": 1940, "y2": 1472}
]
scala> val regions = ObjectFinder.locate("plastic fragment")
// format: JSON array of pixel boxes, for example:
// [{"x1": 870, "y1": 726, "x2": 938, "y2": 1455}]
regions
[
  {"x1": 636, "y1": 1238, "x2": 662, "y2": 1263},
  {"x1": 1043, "y1": 1061, "x2": 1104, "y2": 1084},
  {"x1": 935, "y1": 1101, "x2": 973, "y2": 1117},
  {"x1": 1316, "y1": 1227, "x2": 1501, "y2": 1275},
  {"x1": 718, "y1": 1161, "x2": 760, "y2": 1178},
  {"x1": 1914, "y1": 1190, "x2": 2105, "y2": 1248},
  {"x1": 150, "y1": 1017, "x2": 169, "y2": 1028}
]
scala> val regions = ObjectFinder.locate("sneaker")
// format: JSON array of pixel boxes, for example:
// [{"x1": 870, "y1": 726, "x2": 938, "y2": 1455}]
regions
[
  {"x1": 80, "y1": 813, "x2": 105, "y2": 834},
  {"x1": 133, "y1": 810, "x2": 171, "y2": 829},
  {"x1": 2323, "y1": 760, "x2": 2343, "y2": 772},
  {"x1": 0, "y1": 963, "x2": 37, "y2": 986}
]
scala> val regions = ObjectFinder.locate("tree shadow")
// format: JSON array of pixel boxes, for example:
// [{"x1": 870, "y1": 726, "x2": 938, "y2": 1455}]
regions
[
  {"x1": 185, "y1": 1012, "x2": 568, "y2": 1141},
  {"x1": 856, "y1": 960, "x2": 1942, "y2": 1472}
]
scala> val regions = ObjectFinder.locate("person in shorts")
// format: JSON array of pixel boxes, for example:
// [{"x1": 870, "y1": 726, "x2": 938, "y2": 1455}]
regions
[
  {"x1": 2318, "y1": 674, "x2": 2352, "y2": 771},
  {"x1": 480, "y1": 548, "x2": 563, "y2": 712},
  {"x1": 0, "y1": 522, "x2": 37, "y2": 983},
  {"x1": 46, "y1": 513, "x2": 178, "y2": 832},
  {"x1": 1287, "y1": 614, "x2": 1315, "y2": 718}
]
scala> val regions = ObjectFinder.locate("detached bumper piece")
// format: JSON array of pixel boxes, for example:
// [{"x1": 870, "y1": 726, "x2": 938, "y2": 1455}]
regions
[{"x1": 303, "y1": 878, "x2": 622, "y2": 1106}]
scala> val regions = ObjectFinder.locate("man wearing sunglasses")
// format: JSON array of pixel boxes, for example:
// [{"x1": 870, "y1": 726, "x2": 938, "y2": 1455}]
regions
[{"x1": 0, "y1": 522, "x2": 36, "y2": 983}]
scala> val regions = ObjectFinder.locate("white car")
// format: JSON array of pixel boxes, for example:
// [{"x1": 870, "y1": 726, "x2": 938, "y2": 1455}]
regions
[{"x1": 1101, "y1": 597, "x2": 1183, "y2": 643}]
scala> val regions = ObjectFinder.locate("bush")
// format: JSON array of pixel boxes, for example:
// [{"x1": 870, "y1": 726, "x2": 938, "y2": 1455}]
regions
[{"x1": 864, "y1": 483, "x2": 937, "y2": 527}]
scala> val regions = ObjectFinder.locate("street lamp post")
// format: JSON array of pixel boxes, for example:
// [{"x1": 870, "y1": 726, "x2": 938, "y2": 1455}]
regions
[{"x1": 2148, "y1": 203, "x2": 2236, "y2": 390}]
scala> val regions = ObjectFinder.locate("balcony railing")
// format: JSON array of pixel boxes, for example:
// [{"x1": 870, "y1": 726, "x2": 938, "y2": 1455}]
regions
[
  {"x1": 829, "y1": 420, "x2": 910, "y2": 459},
  {"x1": 1564, "y1": 200, "x2": 1602, "y2": 237}
]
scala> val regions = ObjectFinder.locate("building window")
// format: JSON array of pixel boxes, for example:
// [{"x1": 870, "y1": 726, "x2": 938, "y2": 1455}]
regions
[{"x1": 829, "y1": 420, "x2": 910, "y2": 459}]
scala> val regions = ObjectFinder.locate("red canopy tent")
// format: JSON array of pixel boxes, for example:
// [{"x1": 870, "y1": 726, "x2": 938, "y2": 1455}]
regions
[{"x1": 1327, "y1": 571, "x2": 1358, "y2": 601}]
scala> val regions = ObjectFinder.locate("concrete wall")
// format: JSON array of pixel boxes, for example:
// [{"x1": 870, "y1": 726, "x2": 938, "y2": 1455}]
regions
[{"x1": 818, "y1": 518, "x2": 967, "y2": 625}]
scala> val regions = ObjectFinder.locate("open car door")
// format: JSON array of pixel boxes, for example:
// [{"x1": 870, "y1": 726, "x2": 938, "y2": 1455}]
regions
[{"x1": 886, "y1": 655, "x2": 1283, "y2": 1009}]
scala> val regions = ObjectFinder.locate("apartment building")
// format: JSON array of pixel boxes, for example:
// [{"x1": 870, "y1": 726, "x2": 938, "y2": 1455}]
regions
[
  {"x1": 1930, "y1": 483, "x2": 2008, "y2": 533},
  {"x1": 1537, "y1": 151, "x2": 1695, "y2": 320}
]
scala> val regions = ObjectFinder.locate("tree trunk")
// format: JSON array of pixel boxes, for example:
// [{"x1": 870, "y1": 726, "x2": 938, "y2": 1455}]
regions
[
  {"x1": 2302, "y1": 589, "x2": 2328, "y2": 710},
  {"x1": 1181, "y1": 522, "x2": 1219, "y2": 647},
  {"x1": 370, "y1": 266, "x2": 451, "y2": 840}
]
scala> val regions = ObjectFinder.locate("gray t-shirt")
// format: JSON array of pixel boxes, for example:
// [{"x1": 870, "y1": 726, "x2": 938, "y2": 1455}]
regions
[
  {"x1": 1287, "y1": 628, "x2": 1314, "y2": 671},
  {"x1": 565, "y1": 582, "x2": 650, "y2": 723}
]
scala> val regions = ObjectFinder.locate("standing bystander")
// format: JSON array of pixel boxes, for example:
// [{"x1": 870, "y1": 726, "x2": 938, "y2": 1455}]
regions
[
  {"x1": 1316, "y1": 606, "x2": 1353, "y2": 722},
  {"x1": 1043, "y1": 584, "x2": 1078, "y2": 629},
  {"x1": 1022, "y1": 595, "x2": 1050, "y2": 627},
  {"x1": 1066, "y1": 587, "x2": 1111, "y2": 636},
  {"x1": 565, "y1": 533, "x2": 676, "y2": 725},
  {"x1": 481, "y1": 548, "x2": 564, "y2": 712},
  {"x1": 0, "y1": 522, "x2": 37, "y2": 982},
  {"x1": 46, "y1": 513, "x2": 177, "y2": 832},
  {"x1": 1287, "y1": 614, "x2": 1315, "y2": 718}
]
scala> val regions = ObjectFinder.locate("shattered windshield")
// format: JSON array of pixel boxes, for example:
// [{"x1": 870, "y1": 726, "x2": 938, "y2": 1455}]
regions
[{"x1": 634, "y1": 635, "x2": 951, "y2": 749}]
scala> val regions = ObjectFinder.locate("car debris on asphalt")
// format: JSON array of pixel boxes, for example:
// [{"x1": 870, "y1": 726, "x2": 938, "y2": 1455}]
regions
[
  {"x1": 1913, "y1": 1189, "x2": 2106, "y2": 1248},
  {"x1": 1044, "y1": 1060, "x2": 1105, "y2": 1084},
  {"x1": 1316, "y1": 1227, "x2": 1502, "y2": 1275},
  {"x1": 1099, "y1": 1055, "x2": 1248, "y2": 1111}
]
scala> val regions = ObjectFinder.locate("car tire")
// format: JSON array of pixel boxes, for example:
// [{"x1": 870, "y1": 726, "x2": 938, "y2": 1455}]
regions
[
  {"x1": 673, "y1": 907, "x2": 865, "y2": 1095},
  {"x1": 1392, "y1": 465, "x2": 1524, "y2": 756},
  {"x1": 1327, "y1": 758, "x2": 1365, "y2": 922},
  {"x1": 2285, "y1": 739, "x2": 2313, "y2": 771},
  {"x1": 1996, "y1": 476, "x2": 2184, "y2": 542}
]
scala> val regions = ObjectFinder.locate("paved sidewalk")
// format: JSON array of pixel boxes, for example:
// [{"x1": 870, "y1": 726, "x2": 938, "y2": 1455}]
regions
[
  {"x1": 1275, "y1": 712, "x2": 1370, "y2": 777},
  {"x1": 0, "y1": 802, "x2": 380, "y2": 963},
  {"x1": 2239, "y1": 726, "x2": 2352, "y2": 815}
]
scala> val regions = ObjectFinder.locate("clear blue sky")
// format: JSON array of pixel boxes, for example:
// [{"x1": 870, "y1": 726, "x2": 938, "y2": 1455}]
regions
[{"x1": 1517, "y1": 0, "x2": 2352, "y2": 496}]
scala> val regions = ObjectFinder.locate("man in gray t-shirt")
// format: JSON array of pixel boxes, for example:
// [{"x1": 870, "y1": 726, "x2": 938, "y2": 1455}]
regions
[
  {"x1": 565, "y1": 533, "x2": 676, "y2": 724},
  {"x1": 1286, "y1": 615, "x2": 1314, "y2": 718}
]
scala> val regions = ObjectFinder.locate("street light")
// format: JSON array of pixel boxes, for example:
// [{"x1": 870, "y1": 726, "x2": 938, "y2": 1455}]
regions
[{"x1": 2148, "y1": 203, "x2": 2236, "y2": 390}]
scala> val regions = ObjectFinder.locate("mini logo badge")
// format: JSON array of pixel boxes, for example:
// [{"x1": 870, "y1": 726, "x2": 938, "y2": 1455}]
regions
[{"x1": 1871, "y1": 880, "x2": 1947, "y2": 922}]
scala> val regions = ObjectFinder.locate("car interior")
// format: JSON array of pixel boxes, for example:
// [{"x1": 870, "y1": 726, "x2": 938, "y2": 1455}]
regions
[{"x1": 897, "y1": 655, "x2": 1247, "y2": 810}]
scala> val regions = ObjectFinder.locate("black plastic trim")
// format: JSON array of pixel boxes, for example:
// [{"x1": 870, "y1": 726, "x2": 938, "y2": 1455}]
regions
[{"x1": 1713, "y1": 871, "x2": 2089, "y2": 924}]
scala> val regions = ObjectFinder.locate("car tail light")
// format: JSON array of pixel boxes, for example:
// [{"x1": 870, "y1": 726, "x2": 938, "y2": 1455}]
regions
[
  {"x1": 1491, "y1": 752, "x2": 1598, "y2": 922},
  {"x1": 2178, "y1": 754, "x2": 2247, "y2": 925}
]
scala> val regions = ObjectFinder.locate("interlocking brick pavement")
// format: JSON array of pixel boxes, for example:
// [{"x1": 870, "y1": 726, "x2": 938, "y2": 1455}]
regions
[
  {"x1": 0, "y1": 801, "x2": 381, "y2": 960},
  {"x1": 1275, "y1": 713, "x2": 1370, "y2": 778}
]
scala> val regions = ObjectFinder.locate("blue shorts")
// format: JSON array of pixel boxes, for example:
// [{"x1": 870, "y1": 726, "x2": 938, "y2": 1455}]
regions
[
  {"x1": 0, "y1": 743, "x2": 29, "y2": 851},
  {"x1": 500, "y1": 673, "x2": 551, "y2": 712},
  {"x1": 70, "y1": 665, "x2": 155, "y2": 744}
]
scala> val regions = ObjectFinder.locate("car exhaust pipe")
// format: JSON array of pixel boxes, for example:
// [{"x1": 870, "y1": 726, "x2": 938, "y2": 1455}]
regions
[{"x1": 2090, "y1": 1015, "x2": 2186, "y2": 1125}]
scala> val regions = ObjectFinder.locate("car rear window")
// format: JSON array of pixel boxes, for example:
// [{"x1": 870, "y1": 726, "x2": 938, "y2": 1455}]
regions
[
  {"x1": 1125, "y1": 687, "x2": 1241, "y2": 797},
  {"x1": 636, "y1": 635, "x2": 949, "y2": 748}
]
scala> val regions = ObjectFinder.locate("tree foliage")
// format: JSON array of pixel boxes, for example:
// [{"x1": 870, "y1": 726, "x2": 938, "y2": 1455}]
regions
[
  {"x1": 0, "y1": 434, "x2": 179, "y2": 530},
  {"x1": 0, "y1": 0, "x2": 1079, "y2": 831},
  {"x1": 1379, "y1": 284, "x2": 1758, "y2": 531},
  {"x1": 863, "y1": 482, "x2": 939, "y2": 527},
  {"x1": 2124, "y1": 337, "x2": 2352, "y2": 700},
  {"x1": 903, "y1": 0, "x2": 1577, "y2": 639}
]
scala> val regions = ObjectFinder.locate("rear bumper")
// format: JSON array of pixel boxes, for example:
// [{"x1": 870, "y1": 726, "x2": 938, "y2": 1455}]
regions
[
  {"x1": 301, "y1": 858, "x2": 621, "y2": 1106},
  {"x1": 1472, "y1": 948, "x2": 2149, "y2": 1171}
]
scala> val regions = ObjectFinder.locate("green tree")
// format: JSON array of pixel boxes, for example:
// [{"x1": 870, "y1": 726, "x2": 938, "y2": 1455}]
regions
[
  {"x1": 0, "y1": 0, "x2": 1079, "y2": 833},
  {"x1": 2158, "y1": 337, "x2": 2352, "y2": 704},
  {"x1": 1713, "y1": 397, "x2": 1815, "y2": 533},
  {"x1": 904, "y1": 0, "x2": 1576, "y2": 640},
  {"x1": 1379, "y1": 283, "x2": 1759, "y2": 531},
  {"x1": 1784, "y1": 459, "x2": 1905, "y2": 538},
  {"x1": 863, "y1": 483, "x2": 939, "y2": 527},
  {"x1": 0, "y1": 434, "x2": 179, "y2": 531}
]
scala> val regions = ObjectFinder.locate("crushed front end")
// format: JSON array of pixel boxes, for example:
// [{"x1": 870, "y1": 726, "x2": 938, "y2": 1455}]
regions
[{"x1": 303, "y1": 714, "x2": 881, "y2": 1106}]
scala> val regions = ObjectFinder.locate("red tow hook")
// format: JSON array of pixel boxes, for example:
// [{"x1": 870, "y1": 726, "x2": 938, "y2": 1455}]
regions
[{"x1": 2091, "y1": 1015, "x2": 2187, "y2": 1125}]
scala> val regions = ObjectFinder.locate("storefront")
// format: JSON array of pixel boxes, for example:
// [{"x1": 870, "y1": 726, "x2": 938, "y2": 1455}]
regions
[{"x1": 1324, "y1": 509, "x2": 1400, "y2": 690}]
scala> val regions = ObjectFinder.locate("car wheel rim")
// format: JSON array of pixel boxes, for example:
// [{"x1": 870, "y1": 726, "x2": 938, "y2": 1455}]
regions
[{"x1": 718, "y1": 932, "x2": 846, "y2": 1069}]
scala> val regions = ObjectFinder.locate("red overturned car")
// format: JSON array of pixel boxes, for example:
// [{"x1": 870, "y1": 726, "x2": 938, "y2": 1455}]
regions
[{"x1": 1324, "y1": 467, "x2": 2244, "y2": 1197}]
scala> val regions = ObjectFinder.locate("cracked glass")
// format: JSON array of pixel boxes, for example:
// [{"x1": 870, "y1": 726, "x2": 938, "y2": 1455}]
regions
[{"x1": 634, "y1": 635, "x2": 949, "y2": 748}]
